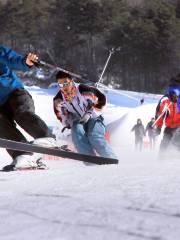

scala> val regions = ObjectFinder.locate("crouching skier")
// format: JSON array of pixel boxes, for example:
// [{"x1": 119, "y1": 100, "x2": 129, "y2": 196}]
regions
[
  {"x1": 0, "y1": 45, "x2": 55, "y2": 171},
  {"x1": 155, "y1": 74, "x2": 180, "y2": 158},
  {"x1": 53, "y1": 71, "x2": 117, "y2": 160}
]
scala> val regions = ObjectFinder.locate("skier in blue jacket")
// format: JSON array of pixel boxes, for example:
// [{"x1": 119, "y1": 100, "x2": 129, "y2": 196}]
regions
[{"x1": 0, "y1": 45, "x2": 54, "y2": 171}]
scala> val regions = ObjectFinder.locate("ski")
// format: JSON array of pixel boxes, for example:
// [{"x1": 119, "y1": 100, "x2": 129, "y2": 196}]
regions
[
  {"x1": 0, "y1": 138, "x2": 118, "y2": 165},
  {"x1": 0, "y1": 167, "x2": 48, "y2": 172}
]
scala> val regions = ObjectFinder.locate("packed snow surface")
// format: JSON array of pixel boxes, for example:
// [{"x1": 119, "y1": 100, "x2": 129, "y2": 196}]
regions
[{"x1": 0, "y1": 86, "x2": 179, "y2": 240}]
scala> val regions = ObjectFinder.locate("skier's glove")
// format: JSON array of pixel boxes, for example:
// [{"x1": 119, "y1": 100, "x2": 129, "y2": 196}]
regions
[
  {"x1": 155, "y1": 127, "x2": 161, "y2": 135},
  {"x1": 79, "y1": 112, "x2": 91, "y2": 124},
  {"x1": 87, "y1": 99, "x2": 94, "y2": 110}
]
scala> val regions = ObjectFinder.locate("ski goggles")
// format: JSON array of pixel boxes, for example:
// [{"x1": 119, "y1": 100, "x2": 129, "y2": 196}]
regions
[{"x1": 58, "y1": 82, "x2": 71, "y2": 88}]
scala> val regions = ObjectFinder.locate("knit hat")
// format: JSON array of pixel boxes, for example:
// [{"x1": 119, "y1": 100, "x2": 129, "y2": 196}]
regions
[{"x1": 56, "y1": 71, "x2": 72, "y2": 80}]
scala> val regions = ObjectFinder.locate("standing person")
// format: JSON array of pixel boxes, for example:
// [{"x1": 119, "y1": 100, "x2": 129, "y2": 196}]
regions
[
  {"x1": 140, "y1": 98, "x2": 144, "y2": 105},
  {"x1": 145, "y1": 117, "x2": 157, "y2": 150},
  {"x1": 155, "y1": 75, "x2": 180, "y2": 155},
  {"x1": 53, "y1": 71, "x2": 117, "y2": 160},
  {"x1": 131, "y1": 118, "x2": 145, "y2": 151},
  {"x1": 0, "y1": 45, "x2": 54, "y2": 171}
]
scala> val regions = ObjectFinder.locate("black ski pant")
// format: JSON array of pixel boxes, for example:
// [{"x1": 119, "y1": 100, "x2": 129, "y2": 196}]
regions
[
  {"x1": 0, "y1": 88, "x2": 54, "y2": 159},
  {"x1": 169, "y1": 127, "x2": 180, "y2": 151},
  {"x1": 160, "y1": 127, "x2": 177, "y2": 152}
]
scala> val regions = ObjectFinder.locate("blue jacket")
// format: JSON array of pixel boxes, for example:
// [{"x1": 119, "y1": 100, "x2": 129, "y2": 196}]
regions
[{"x1": 0, "y1": 45, "x2": 30, "y2": 105}]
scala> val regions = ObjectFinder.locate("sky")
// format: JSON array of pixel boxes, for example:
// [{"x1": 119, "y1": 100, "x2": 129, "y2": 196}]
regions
[{"x1": 0, "y1": 85, "x2": 180, "y2": 240}]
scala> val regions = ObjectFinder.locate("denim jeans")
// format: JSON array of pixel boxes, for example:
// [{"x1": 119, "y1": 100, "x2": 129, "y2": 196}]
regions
[{"x1": 71, "y1": 116, "x2": 117, "y2": 159}]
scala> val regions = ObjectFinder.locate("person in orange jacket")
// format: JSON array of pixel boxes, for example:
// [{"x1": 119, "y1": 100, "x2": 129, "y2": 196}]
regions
[{"x1": 155, "y1": 76, "x2": 180, "y2": 152}]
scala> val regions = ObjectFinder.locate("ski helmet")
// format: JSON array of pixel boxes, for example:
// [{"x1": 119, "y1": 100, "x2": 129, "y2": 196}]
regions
[{"x1": 167, "y1": 86, "x2": 180, "y2": 102}]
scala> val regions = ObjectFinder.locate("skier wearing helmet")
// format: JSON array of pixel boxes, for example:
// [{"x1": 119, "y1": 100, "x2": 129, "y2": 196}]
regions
[{"x1": 155, "y1": 74, "x2": 180, "y2": 153}]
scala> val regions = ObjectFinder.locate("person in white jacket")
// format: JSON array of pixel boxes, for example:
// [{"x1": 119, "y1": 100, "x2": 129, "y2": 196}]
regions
[{"x1": 53, "y1": 71, "x2": 116, "y2": 159}]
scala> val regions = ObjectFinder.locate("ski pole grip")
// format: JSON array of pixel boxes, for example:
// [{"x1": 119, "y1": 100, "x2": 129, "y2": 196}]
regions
[
  {"x1": 61, "y1": 126, "x2": 71, "y2": 133},
  {"x1": 32, "y1": 60, "x2": 46, "y2": 67}
]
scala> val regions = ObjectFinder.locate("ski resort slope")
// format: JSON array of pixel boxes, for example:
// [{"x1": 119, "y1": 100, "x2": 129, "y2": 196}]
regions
[{"x1": 1, "y1": 86, "x2": 180, "y2": 240}]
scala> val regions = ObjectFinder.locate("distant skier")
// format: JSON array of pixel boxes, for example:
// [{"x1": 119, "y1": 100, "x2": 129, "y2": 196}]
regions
[
  {"x1": 53, "y1": 70, "x2": 117, "y2": 160},
  {"x1": 0, "y1": 45, "x2": 54, "y2": 171},
  {"x1": 140, "y1": 98, "x2": 144, "y2": 105},
  {"x1": 155, "y1": 74, "x2": 180, "y2": 155},
  {"x1": 145, "y1": 117, "x2": 157, "y2": 150},
  {"x1": 131, "y1": 118, "x2": 146, "y2": 151}
]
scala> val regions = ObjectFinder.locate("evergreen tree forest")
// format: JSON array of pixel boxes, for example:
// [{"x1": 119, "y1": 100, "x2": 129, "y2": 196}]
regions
[{"x1": 1, "y1": 0, "x2": 180, "y2": 93}]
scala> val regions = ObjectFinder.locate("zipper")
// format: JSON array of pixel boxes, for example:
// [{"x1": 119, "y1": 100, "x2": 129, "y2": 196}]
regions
[
  {"x1": 70, "y1": 102, "x2": 82, "y2": 117},
  {"x1": 77, "y1": 96, "x2": 84, "y2": 112}
]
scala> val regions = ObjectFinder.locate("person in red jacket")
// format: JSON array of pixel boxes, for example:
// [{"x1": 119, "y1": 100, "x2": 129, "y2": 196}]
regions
[{"x1": 155, "y1": 79, "x2": 180, "y2": 153}]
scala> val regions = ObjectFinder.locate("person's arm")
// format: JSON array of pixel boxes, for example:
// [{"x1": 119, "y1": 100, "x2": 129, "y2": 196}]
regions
[
  {"x1": 155, "y1": 97, "x2": 169, "y2": 128},
  {"x1": 53, "y1": 91, "x2": 73, "y2": 127},
  {"x1": 0, "y1": 45, "x2": 37, "y2": 71},
  {"x1": 79, "y1": 84, "x2": 106, "y2": 110},
  {"x1": 53, "y1": 91, "x2": 64, "y2": 122},
  {"x1": 131, "y1": 125, "x2": 135, "y2": 131}
]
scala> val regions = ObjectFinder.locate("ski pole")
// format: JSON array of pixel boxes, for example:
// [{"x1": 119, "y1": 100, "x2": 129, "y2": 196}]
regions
[
  {"x1": 152, "y1": 102, "x2": 171, "y2": 128},
  {"x1": 96, "y1": 47, "x2": 121, "y2": 88},
  {"x1": 33, "y1": 60, "x2": 82, "y2": 79},
  {"x1": 96, "y1": 48, "x2": 114, "y2": 87}
]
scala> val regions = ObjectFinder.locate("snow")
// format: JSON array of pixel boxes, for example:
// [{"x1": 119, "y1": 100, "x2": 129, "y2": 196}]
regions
[{"x1": 1, "y1": 85, "x2": 180, "y2": 240}]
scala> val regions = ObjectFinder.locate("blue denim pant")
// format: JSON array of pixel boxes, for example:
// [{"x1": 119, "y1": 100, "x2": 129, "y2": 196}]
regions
[{"x1": 71, "y1": 116, "x2": 117, "y2": 159}]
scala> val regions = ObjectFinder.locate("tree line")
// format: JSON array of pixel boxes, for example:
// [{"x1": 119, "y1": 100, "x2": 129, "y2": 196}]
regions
[{"x1": 0, "y1": 0, "x2": 180, "y2": 93}]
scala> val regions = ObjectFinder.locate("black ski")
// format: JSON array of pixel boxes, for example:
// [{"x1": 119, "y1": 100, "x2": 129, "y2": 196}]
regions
[{"x1": 0, "y1": 138, "x2": 118, "y2": 165}]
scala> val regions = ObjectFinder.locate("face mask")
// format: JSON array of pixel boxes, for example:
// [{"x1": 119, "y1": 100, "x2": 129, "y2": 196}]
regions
[{"x1": 169, "y1": 92, "x2": 179, "y2": 102}]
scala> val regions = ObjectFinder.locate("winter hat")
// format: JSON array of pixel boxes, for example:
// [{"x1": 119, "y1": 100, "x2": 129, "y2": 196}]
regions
[{"x1": 56, "y1": 71, "x2": 72, "y2": 80}]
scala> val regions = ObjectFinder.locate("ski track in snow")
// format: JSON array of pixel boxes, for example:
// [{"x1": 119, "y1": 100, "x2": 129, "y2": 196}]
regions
[
  {"x1": 0, "y1": 87, "x2": 180, "y2": 240},
  {"x1": 1, "y1": 153, "x2": 180, "y2": 240}
]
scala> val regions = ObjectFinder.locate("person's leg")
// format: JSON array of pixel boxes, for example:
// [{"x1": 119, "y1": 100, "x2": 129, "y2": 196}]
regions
[
  {"x1": 135, "y1": 136, "x2": 138, "y2": 150},
  {"x1": 8, "y1": 89, "x2": 53, "y2": 138},
  {"x1": 139, "y1": 137, "x2": 143, "y2": 151},
  {"x1": 158, "y1": 127, "x2": 176, "y2": 160},
  {"x1": 71, "y1": 122, "x2": 95, "y2": 155},
  {"x1": 87, "y1": 117, "x2": 117, "y2": 158},
  {"x1": 149, "y1": 136, "x2": 153, "y2": 150},
  {"x1": 160, "y1": 127, "x2": 175, "y2": 152},
  {"x1": 0, "y1": 113, "x2": 28, "y2": 159},
  {"x1": 170, "y1": 127, "x2": 180, "y2": 150},
  {"x1": 1, "y1": 89, "x2": 54, "y2": 170},
  {"x1": 152, "y1": 137, "x2": 156, "y2": 149},
  {"x1": 135, "y1": 137, "x2": 141, "y2": 151}
]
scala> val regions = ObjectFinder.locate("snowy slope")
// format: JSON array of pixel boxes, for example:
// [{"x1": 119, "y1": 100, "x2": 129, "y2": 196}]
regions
[{"x1": 1, "y1": 86, "x2": 180, "y2": 240}]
